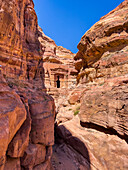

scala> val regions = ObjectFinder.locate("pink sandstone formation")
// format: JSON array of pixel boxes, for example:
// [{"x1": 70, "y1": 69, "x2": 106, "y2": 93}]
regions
[
  {"x1": 0, "y1": 0, "x2": 128, "y2": 170},
  {"x1": 38, "y1": 27, "x2": 78, "y2": 124},
  {"x1": 0, "y1": 0, "x2": 55, "y2": 169},
  {"x1": 54, "y1": 0, "x2": 128, "y2": 169},
  {"x1": 38, "y1": 27, "x2": 77, "y2": 93}
]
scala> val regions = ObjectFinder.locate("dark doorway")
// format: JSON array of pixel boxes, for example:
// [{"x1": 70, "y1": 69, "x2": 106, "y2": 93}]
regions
[{"x1": 56, "y1": 76, "x2": 60, "y2": 88}]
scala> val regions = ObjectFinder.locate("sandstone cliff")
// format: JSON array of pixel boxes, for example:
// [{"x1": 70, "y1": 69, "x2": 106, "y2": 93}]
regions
[
  {"x1": 37, "y1": 28, "x2": 78, "y2": 125},
  {"x1": 38, "y1": 27, "x2": 77, "y2": 93},
  {"x1": 54, "y1": 1, "x2": 128, "y2": 169},
  {"x1": 0, "y1": 0, "x2": 128, "y2": 169},
  {"x1": 0, "y1": 0, "x2": 55, "y2": 169}
]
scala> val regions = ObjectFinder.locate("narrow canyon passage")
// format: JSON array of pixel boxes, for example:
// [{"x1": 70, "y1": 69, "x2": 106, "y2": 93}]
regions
[
  {"x1": 46, "y1": 1, "x2": 128, "y2": 169},
  {"x1": 0, "y1": 0, "x2": 128, "y2": 170}
]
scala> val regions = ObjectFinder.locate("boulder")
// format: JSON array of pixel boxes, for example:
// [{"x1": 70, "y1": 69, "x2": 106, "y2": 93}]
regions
[
  {"x1": 4, "y1": 157, "x2": 21, "y2": 170},
  {"x1": 0, "y1": 74, "x2": 26, "y2": 168},
  {"x1": 29, "y1": 93, "x2": 55, "y2": 145},
  {"x1": 21, "y1": 143, "x2": 46, "y2": 169},
  {"x1": 7, "y1": 110, "x2": 31, "y2": 158}
]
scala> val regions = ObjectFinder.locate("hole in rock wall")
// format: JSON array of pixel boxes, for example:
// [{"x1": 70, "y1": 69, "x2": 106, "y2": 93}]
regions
[
  {"x1": 54, "y1": 74, "x2": 64, "y2": 88},
  {"x1": 56, "y1": 76, "x2": 60, "y2": 88}
]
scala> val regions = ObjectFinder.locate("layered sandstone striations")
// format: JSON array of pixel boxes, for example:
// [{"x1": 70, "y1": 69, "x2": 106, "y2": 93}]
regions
[
  {"x1": 38, "y1": 27, "x2": 77, "y2": 93},
  {"x1": 74, "y1": 0, "x2": 128, "y2": 73},
  {"x1": 54, "y1": 1, "x2": 128, "y2": 169},
  {"x1": 38, "y1": 28, "x2": 78, "y2": 124},
  {"x1": 0, "y1": 0, "x2": 55, "y2": 169},
  {"x1": 1, "y1": 0, "x2": 128, "y2": 169}
]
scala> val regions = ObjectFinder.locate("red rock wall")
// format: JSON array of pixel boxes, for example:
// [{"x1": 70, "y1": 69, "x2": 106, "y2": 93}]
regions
[
  {"x1": 38, "y1": 28, "x2": 77, "y2": 93},
  {"x1": 0, "y1": 0, "x2": 44, "y2": 83},
  {"x1": 38, "y1": 28, "x2": 78, "y2": 123},
  {"x1": 54, "y1": 1, "x2": 128, "y2": 169},
  {"x1": 76, "y1": 0, "x2": 128, "y2": 168},
  {"x1": 0, "y1": 0, "x2": 55, "y2": 169}
]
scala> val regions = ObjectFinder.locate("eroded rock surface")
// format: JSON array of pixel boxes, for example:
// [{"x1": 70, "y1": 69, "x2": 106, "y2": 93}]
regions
[
  {"x1": 54, "y1": 1, "x2": 128, "y2": 170},
  {"x1": 1, "y1": 0, "x2": 128, "y2": 169},
  {"x1": 79, "y1": 77, "x2": 128, "y2": 140},
  {"x1": 55, "y1": 116, "x2": 128, "y2": 170},
  {"x1": 0, "y1": 73, "x2": 26, "y2": 169},
  {"x1": 74, "y1": 0, "x2": 128, "y2": 71},
  {"x1": 38, "y1": 28, "x2": 78, "y2": 125},
  {"x1": 0, "y1": 0, "x2": 55, "y2": 169},
  {"x1": 38, "y1": 27, "x2": 77, "y2": 94}
]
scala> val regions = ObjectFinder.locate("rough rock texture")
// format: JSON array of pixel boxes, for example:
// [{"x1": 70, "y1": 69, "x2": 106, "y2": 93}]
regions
[
  {"x1": 38, "y1": 28, "x2": 77, "y2": 94},
  {"x1": 74, "y1": 0, "x2": 128, "y2": 72},
  {"x1": 79, "y1": 77, "x2": 128, "y2": 140},
  {"x1": 54, "y1": 116, "x2": 128, "y2": 170},
  {"x1": 0, "y1": 0, "x2": 44, "y2": 83},
  {"x1": 0, "y1": 0, "x2": 55, "y2": 169},
  {"x1": 54, "y1": 1, "x2": 128, "y2": 170},
  {"x1": 52, "y1": 142, "x2": 90, "y2": 170},
  {"x1": 21, "y1": 144, "x2": 46, "y2": 169},
  {"x1": 7, "y1": 109, "x2": 31, "y2": 158},
  {"x1": 29, "y1": 94, "x2": 55, "y2": 145},
  {"x1": 1, "y1": 0, "x2": 128, "y2": 169},
  {"x1": 4, "y1": 157, "x2": 21, "y2": 170},
  {"x1": 0, "y1": 73, "x2": 26, "y2": 169},
  {"x1": 38, "y1": 28, "x2": 78, "y2": 125}
]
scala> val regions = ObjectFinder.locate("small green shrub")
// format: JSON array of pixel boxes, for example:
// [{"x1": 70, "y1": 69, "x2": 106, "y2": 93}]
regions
[
  {"x1": 99, "y1": 83, "x2": 104, "y2": 86},
  {"x1": 74, "y1": 106, "x2": 80, "y2": 116},
  {"x1": 74, "y1": 110, "x2": 79, "y2": 116}
]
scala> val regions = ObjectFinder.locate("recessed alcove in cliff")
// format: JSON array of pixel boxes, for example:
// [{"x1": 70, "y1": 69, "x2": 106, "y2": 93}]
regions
[
  {"x1": 55, "y1": 75, "x2": 61, "y2": 88},
  {"x1": 43, "y1": 61, "x2": 77, "y2": 91},
  {"x1": 56, "y1": 77, "x2": 60, "y2": 88},
  {"x1": 0, "y1": 0, "x2": 127, "y2": 169}
]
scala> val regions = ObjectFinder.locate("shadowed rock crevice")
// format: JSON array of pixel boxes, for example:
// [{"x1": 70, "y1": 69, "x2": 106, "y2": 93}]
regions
[
  {"x1": 52, "y1": 124, "x2": 91, "y2": 170},
  {"x1": 0, "y1": 0, "x2": 55, "y2": 169},
  {"x1": 80, "y1": 121, "x2": 128, "y2": 144},
  {"x1": 0, "y1": 0, "x2": 128, "y2": 169},
  {"x1": 52, "y1": 1, "x2": 128, "y2": 169}
]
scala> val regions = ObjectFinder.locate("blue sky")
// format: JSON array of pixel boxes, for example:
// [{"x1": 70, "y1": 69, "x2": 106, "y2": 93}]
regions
[{"x1": 33, "y1": 0, "x2": 123, "y2": 53}]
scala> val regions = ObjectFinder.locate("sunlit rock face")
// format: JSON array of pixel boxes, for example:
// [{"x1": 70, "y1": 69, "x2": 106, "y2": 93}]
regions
[
  {"x1": 54, "y1": 1, "x2": 128, "y2": 169},
  {"x1": 0, "y1": 73, "x2": 27, "y2": 169},
  {"x1": 0, "y1": 0, "x2": 55, "y2": 169},
  {"x1": 38, "y1": 27, "x2": 78, "y2": 126},
  {"x1": 38, "y1": 27, "x2": 77, "y2": 93},
  {"x1": 0, "y1": 0, "x2": 128, "y2": 169},
  {"x1": 0, "y1": 0, "x2": 44, "y2": 84},
  {"x1": 74, "y1": 0, "x2": 128, "y2": 72}
]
